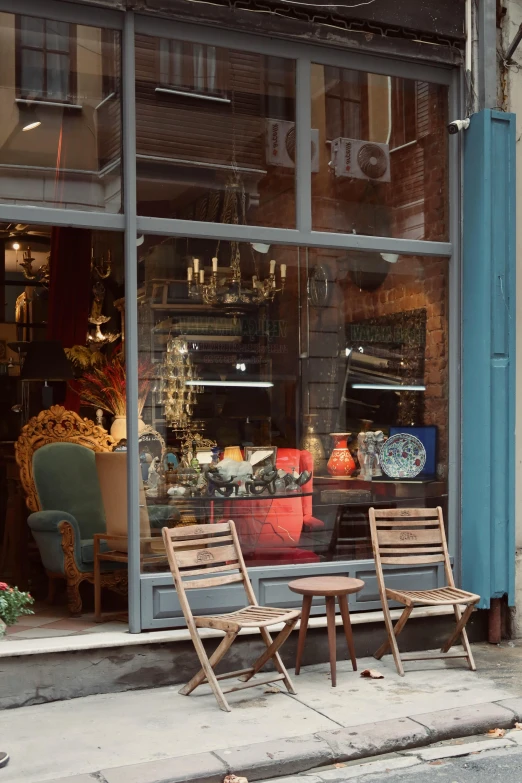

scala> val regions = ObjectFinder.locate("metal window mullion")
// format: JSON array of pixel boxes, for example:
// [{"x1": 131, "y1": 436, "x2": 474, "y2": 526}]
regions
[
  {"x1": 0, "y1": 205, "x2": 124, "y2": 230},
  {"x1": 135, "y1": 215, "x2": 453, "y2": 257},
  {"x1": 296, "y1": 58, "x2": 311, "y2": 233},
  {"x1": 122, "y1": 9, "x2": 141, "y2": 635},
  {"x1": 447, "y1": 69, "x2": 463, "y2": 584}
]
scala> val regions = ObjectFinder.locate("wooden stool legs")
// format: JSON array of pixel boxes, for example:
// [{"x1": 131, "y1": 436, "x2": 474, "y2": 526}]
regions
[
  {"x1": 325, "y1": 596, "x2": 337, "y2": 686},
  {"x1": 295, "y1": 595, "x2": 312, "y2": 675},
  {"x1": 295, "y1": 593, "x2": 358, "y2": 686},
  {"x1": 338, "y1": 595, "x2": 357, "y2": 672}
]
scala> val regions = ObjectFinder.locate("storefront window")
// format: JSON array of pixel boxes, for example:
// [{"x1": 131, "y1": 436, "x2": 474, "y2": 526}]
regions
[
  {"x1": 136, "y1": 239, "x2": 449, "y2": 569},
  {"x1": 311, "y1": 65, "x2": 449, "y2": 241},
  {"x1": 0, "y1": 12, "x2": 122, "y2": 212},
  {"x1": 135, "y1": 34, "x2": 296, "y2": 228}
]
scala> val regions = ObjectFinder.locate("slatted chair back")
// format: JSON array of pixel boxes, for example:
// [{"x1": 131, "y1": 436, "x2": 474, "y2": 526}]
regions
[
  {"x1": 369, "y1": 507, "x2": 454, "y2": 587},
  {"x1": 162, "y1": 521, "x2": 258, "y2": 607}
]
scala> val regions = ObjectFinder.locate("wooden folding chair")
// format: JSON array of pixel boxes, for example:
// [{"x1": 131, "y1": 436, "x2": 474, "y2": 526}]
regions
[
  {"x1": 369, "y1": 507, "x2": 480, "y2": 676},
  {"x1": 162, "y1": 520, "x2": 300, "y2": 712}
]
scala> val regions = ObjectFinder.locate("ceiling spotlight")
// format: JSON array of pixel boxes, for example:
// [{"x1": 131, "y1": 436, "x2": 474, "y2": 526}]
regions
[
  {"x1": 251, "y1": 243, "x2": 270, "y2": 254},
  {"x1": 22, "y1": 121, "x2": 41, "y2": 132},
  {"x1": 380, "y1": 253, "x2": 399, "y2": 264},
  {"x1": 12, "y1": 242, "x2": 20, "y2": 251}
]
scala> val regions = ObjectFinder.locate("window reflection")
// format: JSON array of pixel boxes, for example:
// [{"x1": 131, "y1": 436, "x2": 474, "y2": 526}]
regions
[
  {"x1": 312, "y1": 65, "x2": 448, "y2": 241},
  {"x1": 137, "y1": 240, "x2": 449, "y2": 569},
  {"x1": 0, "y1": 12, "x2": 122, "y2": 212},
  {"x1": 136, "y1": 35, "x2": 296, "y2": 227}
]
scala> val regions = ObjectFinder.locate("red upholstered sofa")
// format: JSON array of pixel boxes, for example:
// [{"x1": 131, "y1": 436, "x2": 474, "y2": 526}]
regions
[{"x1": 221, "y1": 448, "x2": 324, "y2": 565}]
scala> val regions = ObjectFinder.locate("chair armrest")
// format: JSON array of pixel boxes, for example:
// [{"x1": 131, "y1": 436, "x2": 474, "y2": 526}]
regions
[
  {"x1": 27, "y1": 511, "x2": 82, "y2": 575},
  {"x1": 28, "y1": 510, "x2": 81, "y2": 536},
  {"x1": 147, "y1": 504, "x2": 180, "y2": 529}
]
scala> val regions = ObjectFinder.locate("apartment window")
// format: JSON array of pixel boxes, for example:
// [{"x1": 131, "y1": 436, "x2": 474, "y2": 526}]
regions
[
  {"x1": 17, "y1": 16, "x2": 74, "y2": 101},
  {"x1": 266, "y1": 55, "x2": 294, "y2": 121},
  {"x1": 324, "y1": 66, "x2": 367, "y2": 141},
  {"x1": 159, "y1": 40, "x2": 225, "y2": 96},
  {"x1": 101, "y1": 29, "x2": 120, "y2": 98}
]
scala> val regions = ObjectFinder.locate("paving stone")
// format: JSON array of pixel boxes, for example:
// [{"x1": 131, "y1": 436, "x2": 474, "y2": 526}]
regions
[
  {"x1": 43, "y1": 778, "x2": 99, "y2": 783},
  {"x1": 315, "y1": 755, "x2": 420, "y2": 781},
  {"x1": 505, "y1": 729, "x2": 522, "y2": 744},
  {"x1": 101, "y1": 752, "x2": 226, "y2": 783},
  {"x1": 214, "y1": 734, "x2": 334, "y2": 781},
  {"x1": 497, "y1": 697, "x2": 522, "y2": 721},
  {"x1": 318, "y1": 717, "x2": 429, "y2": 761},
  {"x1": 405, "y1": 737, "x2": 513, "y2": 760},
  {"x1": 258, "y1": 776, "x2": 322, "y2": 783}
]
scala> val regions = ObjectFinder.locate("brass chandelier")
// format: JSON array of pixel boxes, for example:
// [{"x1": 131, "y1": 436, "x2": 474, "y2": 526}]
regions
[{"x1": 186, "y1": 175, "x2": 286, "y2": 306}]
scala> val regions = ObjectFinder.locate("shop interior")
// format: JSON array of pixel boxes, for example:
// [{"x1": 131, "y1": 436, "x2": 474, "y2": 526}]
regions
[{"x1": 0, "y1": 13, "x2": 450, "y2": 639}]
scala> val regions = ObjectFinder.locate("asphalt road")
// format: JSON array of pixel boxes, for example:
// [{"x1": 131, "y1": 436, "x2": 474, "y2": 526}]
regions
[
  {"x1": 283, "y1": 743, "x2": 522, "y2": 782},
  {"x1": 347, "y1": 746, "x2": 522, "y2": 782}
]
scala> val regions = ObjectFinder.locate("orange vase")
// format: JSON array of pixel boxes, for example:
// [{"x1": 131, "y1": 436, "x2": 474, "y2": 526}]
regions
[{"x1": 327, "y1": 433, "x2": 356, "y2": 476}]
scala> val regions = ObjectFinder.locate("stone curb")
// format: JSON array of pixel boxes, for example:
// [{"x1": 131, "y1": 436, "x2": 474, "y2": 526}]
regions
[{"x1": 43, "y1": 698, "x2": 522, "y2": 783}]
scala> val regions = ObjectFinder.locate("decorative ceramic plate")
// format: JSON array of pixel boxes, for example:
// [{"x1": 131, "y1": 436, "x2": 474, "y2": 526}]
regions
[{"x1": 379, "y1": 433, "x2": 426, "y2": 479}]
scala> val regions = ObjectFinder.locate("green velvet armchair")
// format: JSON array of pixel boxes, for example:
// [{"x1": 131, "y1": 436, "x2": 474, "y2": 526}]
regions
[
  {"x1": 15, "y1": 406, "x2": 127, "y2": 614},
  {"x1": 15, "y1": 406, "x2": 178, "y2": 615}
]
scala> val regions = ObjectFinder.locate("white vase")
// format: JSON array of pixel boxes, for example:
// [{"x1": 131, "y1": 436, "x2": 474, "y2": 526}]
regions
[{"x1": 110, "y1": 416, "x2": 146, "y2": 442}]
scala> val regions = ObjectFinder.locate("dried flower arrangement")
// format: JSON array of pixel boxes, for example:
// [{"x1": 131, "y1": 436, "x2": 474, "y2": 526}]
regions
[{"x1": 76, "y1": 353, "x2": 152, "y2": 417}]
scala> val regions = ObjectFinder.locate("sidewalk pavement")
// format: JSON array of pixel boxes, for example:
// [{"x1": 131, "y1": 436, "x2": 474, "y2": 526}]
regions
[{"x1": 3, "y1": 641, "x2": 522, "y2": 783}]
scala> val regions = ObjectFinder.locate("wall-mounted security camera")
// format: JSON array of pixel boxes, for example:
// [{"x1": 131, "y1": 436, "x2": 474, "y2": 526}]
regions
[{"x1": 447, "y1": 118, "x2": 470, "y2": 135}]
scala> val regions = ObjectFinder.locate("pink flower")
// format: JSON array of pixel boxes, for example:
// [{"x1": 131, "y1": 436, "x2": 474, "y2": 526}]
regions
[{"x1": 0, "y1": 583, "x2": 8, "y2": 591}]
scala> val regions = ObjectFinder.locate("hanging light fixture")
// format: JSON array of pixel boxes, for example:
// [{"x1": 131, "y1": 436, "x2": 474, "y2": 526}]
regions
[
  {"x1": 186, "y1": 176, "x2": 285, "y2": 307},
  {"x1": 157, "y1": 337, "x2": 203, "y2": 430},
  {"x1": 187, "y1": 254, "x2": 286, "y2": 306}
]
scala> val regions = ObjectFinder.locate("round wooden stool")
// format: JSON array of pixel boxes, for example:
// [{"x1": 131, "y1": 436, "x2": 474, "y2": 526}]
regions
[{"x1": 288, "y1": 576, "x2": 365, "y2": 687}]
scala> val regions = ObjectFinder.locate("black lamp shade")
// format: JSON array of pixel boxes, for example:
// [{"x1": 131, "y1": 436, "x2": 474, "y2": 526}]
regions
[{"x1": 21, "y1": 341, "x2": 73, "y2": 381}]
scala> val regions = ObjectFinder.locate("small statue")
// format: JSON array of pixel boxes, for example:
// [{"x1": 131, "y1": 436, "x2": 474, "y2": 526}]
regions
[
  {"x1": 357, "y1": 431, "x2": 384, "y2": 481},
  {"x1": 146, "y1": 456, "x2": 160, "y2": 489}
]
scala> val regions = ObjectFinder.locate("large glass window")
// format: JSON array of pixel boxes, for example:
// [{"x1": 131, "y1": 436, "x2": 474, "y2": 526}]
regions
[
  {"x1": 136, "y1": 240, "x2": 449, "y2": 568},
  {"x1": 0, "y1": 12, "x2": 122, "y2": 212},
  {"x1": 135, "y1": 35, "x2": 297, "y2": 228},
  {"x1": 311, "y1": 65, "x2": 449, "y2": 241}
]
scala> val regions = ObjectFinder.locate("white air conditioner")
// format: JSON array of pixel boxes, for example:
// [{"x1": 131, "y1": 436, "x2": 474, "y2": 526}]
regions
[
  {"x1": 330, "y1": 138, "x2": 390, "y2": 182},
  {"x1": 266, "y1": 120, "x2": 319, "y2": 172}
]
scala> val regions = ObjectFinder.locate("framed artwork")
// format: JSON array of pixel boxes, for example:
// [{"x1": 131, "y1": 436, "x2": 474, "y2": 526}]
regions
[
  {"x1": 244, "y1": 446, "x2": 277, "y2": 470},
  {"x1": 389, "y1": 425, "x2": 437, "y2": 478}
]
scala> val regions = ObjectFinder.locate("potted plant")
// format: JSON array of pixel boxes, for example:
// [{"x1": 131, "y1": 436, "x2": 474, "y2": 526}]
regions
[{"x1": 0, "y1": 583, "x2": 34, "y2": 635}]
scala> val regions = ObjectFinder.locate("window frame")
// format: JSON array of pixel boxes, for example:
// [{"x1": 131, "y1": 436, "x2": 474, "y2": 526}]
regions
[
  {"x1": 158, "y1": 38, "x2": 227, "y2": 99},
  {"x1": 15, "y1": 14, "x2": 77, "y2": 103},
  {"x1": 324, "y1": 66, "x2": 369, "y2": 142}
]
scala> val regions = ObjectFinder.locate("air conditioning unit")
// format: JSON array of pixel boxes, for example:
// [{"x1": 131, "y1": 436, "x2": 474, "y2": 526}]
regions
[
  {"x1": 330, "y1": 138, "x2": 390, "y2": 182},
  {"x1": 266, "y1": 120, "x2": 319, "y2": 172}
]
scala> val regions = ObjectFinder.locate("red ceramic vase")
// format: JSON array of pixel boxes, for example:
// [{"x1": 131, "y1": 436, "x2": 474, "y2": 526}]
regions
[{"x1": 327, "y1": 433, "x2": 356, "y2": 476}]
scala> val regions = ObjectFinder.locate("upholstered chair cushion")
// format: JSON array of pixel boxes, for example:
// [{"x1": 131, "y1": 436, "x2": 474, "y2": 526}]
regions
[{"x1": 32, "y1": 442, "x2": 106, "y2": 540}]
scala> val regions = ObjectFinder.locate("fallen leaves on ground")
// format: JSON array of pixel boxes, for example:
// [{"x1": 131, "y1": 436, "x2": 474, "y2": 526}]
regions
[
  {"x1": 486, "y1": 728, "x2": 506, "y2": 737},
  {"x1": 515, "y1": 723, "x2": 522, "y2": 730},
  {"x1": 263, "y1": 686, "x2": 281, "y2": 694},
  {"x1": 429, "y1": 761, "x2": 444, "y2": 766},
  {"x1": 360, "y1": 669, "x2": 384, "y2": 679},
  {"x1": 224, "y1": 776, "x2": 249, "y2": 783},
  {"x1": 334, "y1": 763, "x2": 346, "y2": 768}
]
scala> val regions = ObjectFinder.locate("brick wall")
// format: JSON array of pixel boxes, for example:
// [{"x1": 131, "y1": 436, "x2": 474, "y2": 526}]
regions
[{"x1": 342, "y1": 255, "x2": 449, "y2": 470}]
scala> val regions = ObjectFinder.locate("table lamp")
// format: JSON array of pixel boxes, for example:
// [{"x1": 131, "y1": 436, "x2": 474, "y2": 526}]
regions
[{"x1": 20, "y1": 340, "x2": 73, "y2": 408}]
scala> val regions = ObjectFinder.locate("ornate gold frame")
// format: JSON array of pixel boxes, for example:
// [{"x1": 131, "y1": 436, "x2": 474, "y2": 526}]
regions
[{"x1": 15, "y1": 406, "x2": 127, "y2": 615}]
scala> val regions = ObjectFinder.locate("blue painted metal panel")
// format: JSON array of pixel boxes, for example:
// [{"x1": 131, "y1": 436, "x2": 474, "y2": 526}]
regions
[{"x1": 462, "y1": 110, "x2": 516, "y2": 608}]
